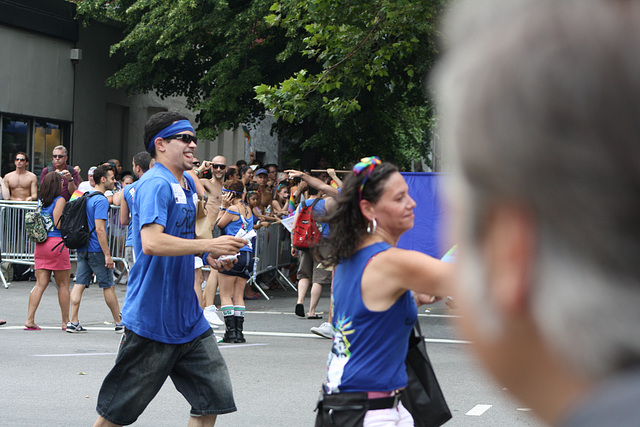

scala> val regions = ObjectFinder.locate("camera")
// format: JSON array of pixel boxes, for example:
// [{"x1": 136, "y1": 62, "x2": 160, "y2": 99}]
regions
[{"x1": 201, "y1": 169, "x2": 212, "y2": 179}]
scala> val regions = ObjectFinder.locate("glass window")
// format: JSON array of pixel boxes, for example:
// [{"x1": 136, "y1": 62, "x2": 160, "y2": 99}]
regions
[
  {"x1": 34, "y1": 121, "x2": 62, "y2": 178},
  {"x1": 1, "y1": 117, "x2": 29, "y2": 177}
]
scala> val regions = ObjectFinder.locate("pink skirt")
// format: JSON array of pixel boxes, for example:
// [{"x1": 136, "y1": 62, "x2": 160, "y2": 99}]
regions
[{"x1": 34, "y1": 236, "x2": 70, "y2": 271}]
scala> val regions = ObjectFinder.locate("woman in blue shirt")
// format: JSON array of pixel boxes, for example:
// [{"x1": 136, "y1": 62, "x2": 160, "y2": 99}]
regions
[
  {"x1": 25, "y1": 171, "x2": 70, "y2": 330},
  {"x1": 216, "y1": 179, "x2": 254, "y2": 343},
  {"x1": 318, "y1": 157, "x2": 451, "y2": 426}
]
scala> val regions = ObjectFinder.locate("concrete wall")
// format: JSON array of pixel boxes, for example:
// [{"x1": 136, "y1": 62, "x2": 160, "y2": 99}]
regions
[{"x1": 0, "y1": 26, "x2": 74, "y2": 120}]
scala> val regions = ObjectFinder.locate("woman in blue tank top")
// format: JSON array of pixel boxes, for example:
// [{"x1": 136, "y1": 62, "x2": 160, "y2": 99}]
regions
[
  {"x1": 25, "y1": 171, "x2": 70, "y2": 331},
  {"x1": 317, "y1": 157, "x2": 452, "y2": 426},
  {"x1": 216, "y1": 179, "x2": 254, "y2": 344}
]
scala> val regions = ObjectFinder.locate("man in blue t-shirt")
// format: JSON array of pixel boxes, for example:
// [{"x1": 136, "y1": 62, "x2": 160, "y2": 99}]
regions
[
  {"x1": 67, "y1": 165, "x2": 121, "y2": 333},
  {"x1": 94, "y1": 112, "x2": 247, "y2": 427},
  {"x1": 115, "y1": 151, "x2": 153, "y2": 270}
]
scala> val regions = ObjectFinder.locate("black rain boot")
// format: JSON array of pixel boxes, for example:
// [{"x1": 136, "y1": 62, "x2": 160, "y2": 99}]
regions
[
  {"x1": 234, "y1": 316, "x2": 246, "y2": 343},
  {"x1": 222, "y1": 315, "x2": 237, "y2": 343}
]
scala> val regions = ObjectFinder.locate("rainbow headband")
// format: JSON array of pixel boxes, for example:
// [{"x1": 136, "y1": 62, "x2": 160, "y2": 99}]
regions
[
  {"x1": 148, "y1": 120, "x2": 194, "y2": 152},
  {"x1": 353, "y1": 156, "x2": 382, "y2": 201}
]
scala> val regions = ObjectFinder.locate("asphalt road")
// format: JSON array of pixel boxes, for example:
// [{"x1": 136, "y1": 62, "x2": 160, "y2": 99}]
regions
[{"x1": 0, "y1": 278, "x2": 544, "y2": 426}]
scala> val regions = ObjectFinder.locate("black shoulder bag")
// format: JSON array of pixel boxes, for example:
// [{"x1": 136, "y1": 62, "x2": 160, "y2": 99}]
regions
[{"x1": 401, "y1": 321, "x2": 452, "y2": 427}]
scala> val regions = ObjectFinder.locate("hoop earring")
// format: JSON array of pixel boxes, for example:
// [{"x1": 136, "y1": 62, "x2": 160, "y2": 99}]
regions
[{"x1": 367, "y1": 218, "x2": 377, "y2": 234}]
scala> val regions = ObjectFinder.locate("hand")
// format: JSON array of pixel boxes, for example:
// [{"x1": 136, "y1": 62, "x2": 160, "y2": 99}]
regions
[
  {"x1": 291, "y1": 246, "x2": 298, "y2": 257},
  {"x1": 207, "y1": 235, "x2": 247, "y2": 258},
  {"x1": 59, "y1": 170, "x2": 72, "y2": 181},
  {"x1": 105, "y1": 255, "x2": 115, "y2": 269},
  {"x1": 327, "y1": 168, "x2": 338, "y2": 180},
  {"x1": 207, "y1": 254, "x2": 237, "y2": 271},
  {"x1": 297, "y1": 180, "x2": 308, "y2": 192},
  {"x1": 285, "y1": 169, "x2": 303, "y2": 180},
  {"x1": 221, "y1": 192, "x2": 233, "y2": 208}
]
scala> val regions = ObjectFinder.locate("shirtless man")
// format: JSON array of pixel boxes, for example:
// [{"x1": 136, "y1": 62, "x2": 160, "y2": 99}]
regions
[
  {"x1": 196, "y1": 155, "x2": 227, "y2": 230},
  {"x1": 195, "y1": 155, "x2": 228, "y2": 316},
  {"x1": 4, "y1": 152, "x2": 37, "y2": 201}
]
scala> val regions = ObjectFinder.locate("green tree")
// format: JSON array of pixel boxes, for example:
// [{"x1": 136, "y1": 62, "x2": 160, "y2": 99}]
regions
[{"x1": 74, "y1": 0, "x2": 444, "y2": 169}]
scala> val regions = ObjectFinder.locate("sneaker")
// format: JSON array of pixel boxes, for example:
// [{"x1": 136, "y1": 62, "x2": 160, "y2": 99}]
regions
[
  {"x1": 204, "y1": 305, "x2": 224, "y2": 326},
  {"x1": 310, "y1": 322, "x2": 334, "y2": 339},
  {"x1": 115, "y1": 323, "x2": 123, "y2": 333},
  {"x1": 66, "y1": 322, "x2": 87, "y2": 333}
]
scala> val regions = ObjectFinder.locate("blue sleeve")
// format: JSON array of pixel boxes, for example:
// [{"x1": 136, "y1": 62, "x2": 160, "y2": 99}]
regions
[
  {"x1": 94, "y1": 195, "x2": 110, "y2": 221},
  {"x1": 138, "y1": 178, "x2": 170, "y2": 229}
]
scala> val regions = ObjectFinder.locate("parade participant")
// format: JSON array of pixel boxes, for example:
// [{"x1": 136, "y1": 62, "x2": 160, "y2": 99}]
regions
[
  {"x1": 24, "y1": 172, "x2": 69, "y2": 330},
  {"x1": 434, "y1": 1, "x2": 640, "y2": 425},
  {"x1": 94, "y1": 112, "x2": 246, "y2": 427},
  {"x1": 67, "y1": 165, "x2": 121, "y2": 333},
  {"x1": 215, "y1": 179, "x2": 255, "y2": 343},
  {"x1": 318, "y1": 157, "x2": 450, "y2": 426}
]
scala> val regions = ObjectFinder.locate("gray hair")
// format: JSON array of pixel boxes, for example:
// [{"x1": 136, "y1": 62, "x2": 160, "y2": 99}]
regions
[
  {"x1": 434, "y1": 0, "x2": 640, "y2": 378},
  {"x1": 52, "y1": 145, "x2": 67, "y2": 156}
]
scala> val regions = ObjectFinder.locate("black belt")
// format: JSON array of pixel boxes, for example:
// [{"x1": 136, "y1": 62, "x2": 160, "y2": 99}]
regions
[{"x1": 367, "y1": 392, "x2": 401, "y2": 410}]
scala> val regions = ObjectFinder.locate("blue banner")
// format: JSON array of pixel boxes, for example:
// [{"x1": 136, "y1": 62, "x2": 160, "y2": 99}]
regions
[{"x1": 397, "y1": 172, "x2": 447, "y2": 258}]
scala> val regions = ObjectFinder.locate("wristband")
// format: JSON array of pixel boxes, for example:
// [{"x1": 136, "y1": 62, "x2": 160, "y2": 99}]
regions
[
  {"x1": 202, "y1": 252, "x2": 210, "y2": 266},
  {"x1": 219, "y1": 207, "x2": 227, "y2": 211}
]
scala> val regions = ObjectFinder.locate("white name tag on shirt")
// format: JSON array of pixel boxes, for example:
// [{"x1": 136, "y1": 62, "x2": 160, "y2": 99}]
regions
[
  {"x1": 192, "y1": 193, "x2": 198, "y2": 205},
  {"x1": 171, "y1": 183, "x2": 187, "y2": 204}
]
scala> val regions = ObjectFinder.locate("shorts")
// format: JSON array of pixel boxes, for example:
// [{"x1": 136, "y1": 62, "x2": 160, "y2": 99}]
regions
[
  {"x1": 34, "y1": 236, "x2": 70, "y2": 270},
  {"x1": 76, "y1": 251, "x2": 114, "y2": 288},
  {"x1": 297, "y1": 247, "x2": 332, "y2": 285},
  {"x1": 195, "y1": 255, "x2": 203, "y2": 269},
  {"x1": 218, "y1": 251, "x2": 253, "y2": 279},
  {"x1": 96, "y1": 328, "x2": 236, "y2": 425}
]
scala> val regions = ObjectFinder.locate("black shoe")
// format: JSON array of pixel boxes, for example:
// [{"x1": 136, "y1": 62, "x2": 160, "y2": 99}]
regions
[
  {"x1": 295, "y1": 303, "x2": 305, "y2": 317},
  {"x1": 222, "y1": 315, "x2": 236, "y2": 343},
  {"x1": 235, "y1": 316, "x2": 246, "y2": 343}
]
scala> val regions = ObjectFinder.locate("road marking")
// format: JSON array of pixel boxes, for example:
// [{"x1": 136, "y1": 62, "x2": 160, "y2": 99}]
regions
[
  {"x1": 466, "y1": 404, "x2": 492, "y2": 416},
  {"x1": 245, "y1": 311, "x2": 461, "y2": 319},
  {"x1": 32, "y1": 352, "x2": 117, "y2": 357}
]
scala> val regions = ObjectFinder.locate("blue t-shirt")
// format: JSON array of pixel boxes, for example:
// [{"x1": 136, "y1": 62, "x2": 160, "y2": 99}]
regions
[
  {"x1": 40, "y1": 196, "x2": 63, "y2": 238},
  {"x1": 121, "y1": 163, "x2": 210, "y2": 344},
  {"x1": 222, "y1": 207, "x2": 253, "y2": 252},
  {"x1": 83, "y1": 192, "x2": 109, "y2": 253},
  {"x1": 326, "y1": 242, "x2": 417, "y2": 393},
  {"x1": 122, "y1": 182, "x2": 137, "y2": 247},
  {"x1": 297, "y1": 197, "x2": 329, "y2": 238}
]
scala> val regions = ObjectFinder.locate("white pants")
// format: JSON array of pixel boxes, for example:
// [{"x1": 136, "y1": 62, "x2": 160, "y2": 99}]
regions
[{"x1": 363, "y1": 401, "x2": 414, "y2": 427}]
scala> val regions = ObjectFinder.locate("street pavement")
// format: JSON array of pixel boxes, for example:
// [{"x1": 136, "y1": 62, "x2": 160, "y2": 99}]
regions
[{"x1": 0, "y1": 277, "x2": 544, "y2": 426}]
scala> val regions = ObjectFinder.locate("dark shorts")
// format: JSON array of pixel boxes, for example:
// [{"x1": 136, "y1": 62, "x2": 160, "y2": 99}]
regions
[
  {"x1": 96, "y1": 328, "x2": 236, "y2": 425},
  {"x1": 76, "y1": 251, "x2": 114, "y2": 289},
  {"x1": 297, "y1": 247, "x2": 332, "y2": 285},
  {"x1": 218, "y1": 250, "x2": 254, "y2": 279}
]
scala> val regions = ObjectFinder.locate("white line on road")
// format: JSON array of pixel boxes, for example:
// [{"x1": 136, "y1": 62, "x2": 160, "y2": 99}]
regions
[{"x1": 466, "y1": 404, "x2": 492, "y2": 416}]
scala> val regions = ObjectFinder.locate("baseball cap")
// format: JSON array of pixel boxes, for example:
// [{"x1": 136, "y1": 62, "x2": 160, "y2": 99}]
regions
[
  {"x1": 88, "y1": 166, "x2": 97, "y2": 176},
  {"x1": 255, "y1": 168, "x2": 268, "y2": 176}
]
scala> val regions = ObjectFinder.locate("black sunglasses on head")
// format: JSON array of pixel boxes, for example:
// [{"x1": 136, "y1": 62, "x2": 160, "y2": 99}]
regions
[{"x1": 165, "y1": 134, "x2": 198, "y2": 144}]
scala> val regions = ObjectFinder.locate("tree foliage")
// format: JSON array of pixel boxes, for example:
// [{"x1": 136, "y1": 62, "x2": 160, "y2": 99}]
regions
[{"x1": 74, "y1": 0, "x2": 444, "y2": 169}]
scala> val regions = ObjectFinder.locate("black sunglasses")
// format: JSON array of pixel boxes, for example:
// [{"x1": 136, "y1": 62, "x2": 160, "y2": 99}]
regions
[
  {"x1": 212, "y1": 163, "x2": 226, "y2": 169},
  {"x1": 15, "y1": 158, "x2": 26, "y2": 162},
  {"x1": 192, "y1": 161, "x2": 201, "y2": 167},
  {"x1": 165, "y1": 134, "x2": 198, "y2": 144},
  {"x1": 52, "y1": 154, "x2": 65, "y2": 159}
]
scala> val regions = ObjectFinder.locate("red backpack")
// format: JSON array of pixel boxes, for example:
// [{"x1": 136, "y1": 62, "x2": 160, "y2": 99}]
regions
[{"x1": 292, "y1": 198, "x2": 322, "y2": 249}]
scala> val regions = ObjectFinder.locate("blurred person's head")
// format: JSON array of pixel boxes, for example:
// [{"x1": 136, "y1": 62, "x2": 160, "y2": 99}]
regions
[{"x1": 435, "y1": 0, "x2": 640, "y2": 423}]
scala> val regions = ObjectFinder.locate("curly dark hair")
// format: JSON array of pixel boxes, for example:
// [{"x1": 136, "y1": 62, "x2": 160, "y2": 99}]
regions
[
  {"x1": 223, "y1": 179, "x2": 245, "y2": 198},
  {"x1": 321, "y1": 161, "x2": 398, "y2": 264}
]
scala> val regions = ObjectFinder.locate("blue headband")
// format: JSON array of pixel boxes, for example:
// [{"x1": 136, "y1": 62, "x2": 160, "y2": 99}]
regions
[{"x1": 148, "y1": 120, "x2": 195, "y2": 152}]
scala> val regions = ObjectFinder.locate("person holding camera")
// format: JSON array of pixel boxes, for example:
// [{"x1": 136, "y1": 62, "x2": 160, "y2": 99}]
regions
[{"x1": 39, "y1": 145, "x2": 79, "y2": 201}]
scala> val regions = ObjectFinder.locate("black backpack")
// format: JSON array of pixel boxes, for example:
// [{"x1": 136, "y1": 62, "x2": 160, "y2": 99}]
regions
[{"x1": 54, "y1": 192, "x2": 105, "y2": 250}]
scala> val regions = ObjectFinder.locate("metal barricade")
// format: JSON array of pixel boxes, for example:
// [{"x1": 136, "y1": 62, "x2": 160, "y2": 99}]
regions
[
  {"x1": 0, "y1": 200, "x2": 128, "y2": 288},
  {"x1": 0, "y1": 200, "x2": 294, "y2": 297}
]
